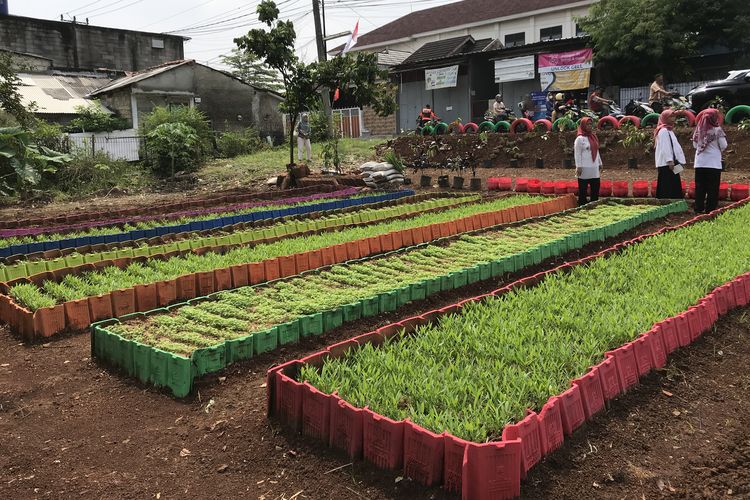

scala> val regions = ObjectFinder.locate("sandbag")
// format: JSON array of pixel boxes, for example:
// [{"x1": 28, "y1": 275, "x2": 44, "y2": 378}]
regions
[{"x1": 359, "y1": 161, "x2": 380, "y2": 171}]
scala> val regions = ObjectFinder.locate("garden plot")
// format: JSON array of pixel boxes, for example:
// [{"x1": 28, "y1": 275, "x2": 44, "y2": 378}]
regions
[
  {"x1": 283, "y1": 199, "x2": 750, "y2": 499},
  {"x1": 90, "y1": 200, "x2": 684, "y2": 397}
]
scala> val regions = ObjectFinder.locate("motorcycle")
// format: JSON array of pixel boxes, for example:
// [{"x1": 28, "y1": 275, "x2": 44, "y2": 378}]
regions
[
  {"x1": 650, "y1": 92, "x2": 695, "y2": 114},
  {"x1": 625, "y1": 99, "x2": 654, "y2": 118}
]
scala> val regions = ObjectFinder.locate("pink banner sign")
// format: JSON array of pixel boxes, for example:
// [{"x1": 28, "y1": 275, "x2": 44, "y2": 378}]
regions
[{"x1": 538, "y1": 49, "x2": 593, "y2": 73}]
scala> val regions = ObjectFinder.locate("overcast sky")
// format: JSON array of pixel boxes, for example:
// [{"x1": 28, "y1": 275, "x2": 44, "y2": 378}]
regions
[{"x1": 7, "y1": 0, "x2": 457, "y2": 67}]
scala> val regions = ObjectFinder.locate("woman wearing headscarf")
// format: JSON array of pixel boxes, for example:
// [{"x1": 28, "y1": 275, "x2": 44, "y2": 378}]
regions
[
  {"x1": 692, "y1": 108, "x2": 727, "y2": 213},
  {"x1": 574, "y1": 117, "x2": 601, "y2": 205},
  {"x1": 654, "y1": 109, "x2": 686, "y2": 199}
]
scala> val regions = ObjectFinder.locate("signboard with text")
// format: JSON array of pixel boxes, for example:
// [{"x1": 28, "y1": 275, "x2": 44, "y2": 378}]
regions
[
  {"x1": 538, "y1": 49, "x2": 593, "y2": 91},
  {"x1": 425, "y1": 65, "x2": 459, "y2": 90}
]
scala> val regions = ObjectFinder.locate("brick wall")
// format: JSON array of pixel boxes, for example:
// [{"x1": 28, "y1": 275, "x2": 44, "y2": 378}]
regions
[{"x1": 363, "y1": 106, "x2": 396, "y2": 137}]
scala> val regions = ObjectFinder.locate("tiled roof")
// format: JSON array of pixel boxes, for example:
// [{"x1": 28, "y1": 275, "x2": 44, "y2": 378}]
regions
[
  {"x1": 400, "y1": 36, "x2": 497, "y2": 65},
  {"x1": 332, "y1": 0, "x2": 587, "y2": 52}
]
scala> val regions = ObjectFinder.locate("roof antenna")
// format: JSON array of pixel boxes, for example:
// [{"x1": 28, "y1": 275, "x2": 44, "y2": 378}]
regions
[
  {"x1": 86, "y1": 18, "x2": 89, "y2": 25},
  {"x1": 73, "y1": 16, "x2": 76, "y2": 23}
]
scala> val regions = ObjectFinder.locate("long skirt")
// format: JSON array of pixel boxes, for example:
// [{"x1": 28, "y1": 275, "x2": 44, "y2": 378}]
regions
[{"x1": 656, "y1": 166, "x2": 682, "y2": 199}]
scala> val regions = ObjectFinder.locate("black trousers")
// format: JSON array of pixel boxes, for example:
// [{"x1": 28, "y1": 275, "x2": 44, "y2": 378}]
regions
[
  {"x1": 694, "y1": 168, "x2": 722, "y2": 213},
  {"x1": 656, "y1": 166, "x2": 683, "y2": 199},
  {"x1": 577, "y1": 178, "x2": 600, "y2": 206}
]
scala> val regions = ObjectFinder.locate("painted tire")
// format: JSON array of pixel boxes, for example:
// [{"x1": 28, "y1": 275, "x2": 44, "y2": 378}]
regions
[
  {"x1": 674, "y1": 109, "x2": 696, "y2": 127},
  {"x1": 641, "y1": 113, "x2": 660, "y2": 128},
  {"x1": 447, "y1": 122, "x2": 464, "y2": 134},
  {"x1": 552, "y1": 118, "x2": 576, "y2": 131},
  {"x1": 494, "y1": 120, "x2": 511, "y2": 133},
  {"x1": 618, "y1": 115, "x2": 641, "y2": 128},
  {"x1": 478, "y1": 121, "x2": 496, "y2": 133},
  {"x1": 421, "y1": 125, "x2": 434, "y2": 136},
  {"x1": 510, "y1": 118, "x2": 534, "y2": 134},
  {"x1": 696, "y1": 109, "x2": 724, "y2": 126},
  {"x1": 462, "y1": 122, "x2": 479, "y2": 133},
  {"x1": 597, "y1": 115, "x2": 620, "y2": 130},
  {"x1": 725, "y1": 105, "x2": 750, "y2": 124},
  {"x1": 533, "y1": 119, "x2": 553, "y2": 132},
  {"x1": 433, "y1": 122, "x2": 449, "y2": 135}
]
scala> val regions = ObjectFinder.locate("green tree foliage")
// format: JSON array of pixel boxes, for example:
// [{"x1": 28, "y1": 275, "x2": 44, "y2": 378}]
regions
[
  {"x1": 146, "y1": 122, "x2": 201, "y2": 178},
  {"x1": 578, "y1": 0, "x2": 750, "y2": 83},
  {"x1": 0, "y1": 127, "x2": 70, "y2": 195},
  {"x1": 67, "y1": 102, "x2": 128, "y2": 133},
  {"x1": 217, "y1": 127, "x2": 264, "y2": 158},
  {"x1": 0, "y1": 52, "x2": 34, "y2": 127},
  {"x1": 234, "y1": 0, "x2": 396, "y2": 166},
  {"x1": 220, "y1": 48, "x2": 284, "y2": 94}
]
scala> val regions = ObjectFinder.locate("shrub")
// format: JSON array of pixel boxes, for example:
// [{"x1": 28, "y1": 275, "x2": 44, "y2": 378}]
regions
[
  {"x1": 217, "y1": 127, "x2": 264, "y2": 158},
  {"x1": 67, "y1": 103, "x2": 128, "y2": 133},
  {"x1": 32, "y1": 120, "x2": 67, "y2": 152},
  {"x1": 141, "y1": 106, "x2": 212, "y2": 156},
  {"x1": 46, "y1": 149, "x2": 146, "y2": 197},
  {"x1": 308, "y1": 110, "x2": 331, "y2": 142},
  {"x1": 0, "y1": 126, "x2": 70, "y2": 196},
  {"x1": 146, "y1": 122, "x2": 201, "y2": 177}
]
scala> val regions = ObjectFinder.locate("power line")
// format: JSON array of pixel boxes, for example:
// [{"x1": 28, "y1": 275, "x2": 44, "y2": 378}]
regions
[
  {"x1": 140, "y1": 0, "x2": 220, "y2": 30},
  {"x1": 87, "y1": 0, "x2": 148, "y2": 18},
  {"x1": 77, "y1": 0, "x2": 130, "y2": 16},
  {"x1": 65, "y1": 0, "x2": 107, "y2": 15}
]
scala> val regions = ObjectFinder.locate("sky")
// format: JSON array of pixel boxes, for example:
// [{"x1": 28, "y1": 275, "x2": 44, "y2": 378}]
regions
[{"x1": 7, "y1": 0, "x2": 458, "y2": 68}]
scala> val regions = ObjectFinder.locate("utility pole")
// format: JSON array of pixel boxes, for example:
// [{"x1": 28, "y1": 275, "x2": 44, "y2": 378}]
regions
[{"x1": 312, "y1": 0, "x2": 332, "y2": 119}]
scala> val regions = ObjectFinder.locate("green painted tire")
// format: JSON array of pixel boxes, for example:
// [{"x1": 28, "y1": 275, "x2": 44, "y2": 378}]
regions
[
  {"x1": 725, "y1": 105, "x2": 750, "y2": 124},
  {"x1": 551, "y1": 118, "x2": 576, "y2": 131},
  {"x1": 478, "y1": 121, "x2": 496, "y2": 133},
  {"x1": 421, "y1": 125, "x2": 434, "y2": 136},
  {"x1": 641, "y1": 113, "x2": 660, "y2": 128},
  {"x1": 494, "y1": 120, "x2": 511, "y2": 132},
  {"x1": 433, "y1": 122, "x2": 449, "y2": 135}
]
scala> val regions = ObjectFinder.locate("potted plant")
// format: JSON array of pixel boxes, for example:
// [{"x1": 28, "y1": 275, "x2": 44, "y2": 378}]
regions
[
  {"x1": 619, "y1": 123, "x2": 650, "y2": 169},
  {"x1": 449, "y1": 155, "x2": 465, "y2": 189},
  {"x1": 558, "y1": 134, "x2": 574, "y2": 168},
  {"x1": 469, "y1": 157, "x2": 482, "y2": 191},
  {"x1": 534, "y1": 134, "x2": 550, "y2": 169}
]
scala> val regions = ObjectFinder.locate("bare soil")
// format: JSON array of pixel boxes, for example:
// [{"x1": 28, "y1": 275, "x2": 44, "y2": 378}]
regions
[{"x1": 8, "y1": 210, "x2": 745, "y2": 500}]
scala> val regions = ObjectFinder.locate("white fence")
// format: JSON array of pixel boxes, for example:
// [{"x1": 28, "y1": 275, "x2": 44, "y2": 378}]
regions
[
  {"x1": 619, "y1": 80, "x2": 709, "y2": 105},
  {"x1": 68, "y1": 129, "x2": 142, "y2": 162},
  {"x1": 332, "y1": 107, "x2": 362, "y2": 138}
]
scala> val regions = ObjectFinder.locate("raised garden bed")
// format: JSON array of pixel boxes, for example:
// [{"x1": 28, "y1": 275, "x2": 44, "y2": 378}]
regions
[
  {"x1": 88, "y1": 200, "x2": 685, "y2": 397},
  {"x1": 269, "y1": 198, "x2": 750, "y2": 499}
]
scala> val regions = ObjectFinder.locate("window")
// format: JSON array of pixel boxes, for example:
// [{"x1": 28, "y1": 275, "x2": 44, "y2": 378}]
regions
[
  {"x1": 540, "y1": 26, "x2": 562, "y2": 42},
  {"x1": 575, "y1": 24, "x2": 587, "y2": 37},
  {"x1": 504, "y1": 32, "x2": 525, "y2": 48},
  {"x1": 151, "y1": 38, "x2": 165, "y2": 49}
]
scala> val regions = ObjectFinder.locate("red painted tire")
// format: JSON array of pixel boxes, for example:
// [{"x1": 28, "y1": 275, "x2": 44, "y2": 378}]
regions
[
  {"x1": 462, "y1": 122, "x2": 479, "y2": 134},
  {"x1": 674, "y1": 109, "x2": 696, "y2": 127},
  {"x1": 447, "y1": 122, "x2": 464, "y2": 134},
  {"x1": 618, "y1": 115, "x2": 641, "y2": 128},
  {"x1": 510, "y1": 118, "x2": 534, "y2": 135},
  {"x1": 695, "y1": 109, "x2": 724, "y2": 126},
  {"x1": 533, "y1": 119, "x2": 552, "y2": 132},
  {"x1": 597, "y1": 115, "x2": 620, "y2": 130}
]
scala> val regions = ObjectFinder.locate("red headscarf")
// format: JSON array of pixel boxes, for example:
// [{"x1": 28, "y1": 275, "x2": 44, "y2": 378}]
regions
[
  {"x1": 577, "y1": 117, "x2": 599, "y2": 162},
  {"x1": 654, "y1": 109, "x2": 676, "y2": 142},
  {"x1": 692, "y1": 108, "x2": 726, "y2": 154}
]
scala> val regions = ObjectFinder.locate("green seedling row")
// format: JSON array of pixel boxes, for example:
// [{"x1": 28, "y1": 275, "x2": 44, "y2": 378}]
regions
[
  {"x1": 92, "y1": 200, "x2": 685, "y2": 397},
  {"x1": 11, "y1": 195, "x2": 548, "y2": 311},
  {"x1": 0, "y1": 194, "x2": 479, "y2": 283},
  {"x1": 0, "y1": 193, "x2": 374, "y2": 248},
  {"x1": 302, "y1": 200, "x2": 749, "y2": 442}
]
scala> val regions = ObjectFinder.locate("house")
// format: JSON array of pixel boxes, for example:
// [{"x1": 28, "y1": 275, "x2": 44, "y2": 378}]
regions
[
  {"x1": 0, "y1": 13, "x2": 186, "y2": 71},
  {"x1": 89, "y1": 60, "x2": 285, "y2": 140},
  {"x1": 330, "y1": 0, "x2": 598, "y2": 133}
]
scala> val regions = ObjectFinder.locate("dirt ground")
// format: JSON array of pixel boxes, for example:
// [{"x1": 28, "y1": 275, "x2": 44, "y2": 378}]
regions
[{"x1": 6, "y1": 209, "x2": 747, "y2": 500}]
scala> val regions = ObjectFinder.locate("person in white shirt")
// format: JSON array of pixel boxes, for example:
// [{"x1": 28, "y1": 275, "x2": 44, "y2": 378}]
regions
[
  {"x1": 653, "y1": 109, "x2": 686, "y2": 199},
  {"x1": 574, "y1": 117, "x2": 602, "y2": 205},
  {"x1": 692, "y1": 108, "x2": 727, "y2": 213},
  {"x1": 492, "y1": 94, "x2": 507, "y2": 120}
]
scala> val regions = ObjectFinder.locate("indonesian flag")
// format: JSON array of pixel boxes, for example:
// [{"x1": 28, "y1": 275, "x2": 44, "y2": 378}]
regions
[
  {"x1": 342, "y1": 19, "x2": 359, "y2": 54},
  {"x1": 333, "y1": 88, "x2": 341, "y2": 102}
]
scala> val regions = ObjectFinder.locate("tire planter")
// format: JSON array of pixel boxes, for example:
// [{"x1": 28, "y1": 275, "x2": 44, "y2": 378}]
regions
[
  {"x1": 510, "y1": 118, "x2": 534, "y2": 135},
  {"x1": 533, "y1": 119, "x2": 552, "y2": 132},
  {"x1": 674, "y1": 109, "x2": 696, "y2": 127},
  {"x1": 597, "y1": 116, "x2": 620, "y2": 130},
  {"x1": 552, "y1": 117, "x2": 576, "y2": 132},
  {"x1": 421, "y1": 126, "x2": 434, "y2": 136},
  {"x1": 641, "y1": 113, "x2": 660, "y2": 128},
  {"x1": 696, "y1": 109, "x2": 724, "y2": 126},
  {"x1": 433, "y1": 122, "x2": 449, "y2": 135},
  {"x1": 462, "y1": 122, "x2": 479, "y2": 134},
  {"x1": 494, "y1": 120, "x2": 511, "y2": 133},
  {"x1": 447, "y1": 122, "x2": 464, "y2": 134},
  {"x1": 725, "y1": 105, "x2": 750, "y2": 124},
  {"x1": 478, "y1": 121, "x2": 496, "y2": 133},
  {"x1": 618, "y1": 115, "x2": 641, "y2": 128}
]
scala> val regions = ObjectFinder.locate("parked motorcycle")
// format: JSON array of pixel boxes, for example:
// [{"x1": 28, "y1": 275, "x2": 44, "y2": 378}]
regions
[
  {"x1": 650, "y1": 93, "x2": 695, "y2": 114},
  {"x1": 625, "y1": 99, "x2": 654, "y2": 118}
]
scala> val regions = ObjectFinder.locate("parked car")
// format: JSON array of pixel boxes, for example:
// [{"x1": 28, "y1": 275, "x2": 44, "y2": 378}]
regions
[{"x1": 687, "y1": 69, "x2": 750, "y2": 110}]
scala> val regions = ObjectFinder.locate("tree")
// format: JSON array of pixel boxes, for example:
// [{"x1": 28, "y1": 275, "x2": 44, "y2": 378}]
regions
[
  {"x1": 234, "y1": 0, "x2": 396, "y2": 168},
  {"x1": 0, "y1": 52, "x2": 34, "y2": 127},
  {"x1": 577, "y1": 0, "x2": 750, "y2": 84},
  {"x1": 220, "y1": 48, "x2": 284, "y2": 94}
]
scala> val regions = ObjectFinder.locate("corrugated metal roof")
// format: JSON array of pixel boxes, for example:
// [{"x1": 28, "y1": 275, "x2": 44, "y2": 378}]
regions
[
  {"x1": 377, "y1": 50, "x2": 412, "y2": 67},
  {"x1": 17, "y1": 72, "x2": 114, "y2": 115},
  {"x1": 89, "y1": 60, "x2": 192, "y2": 96}
]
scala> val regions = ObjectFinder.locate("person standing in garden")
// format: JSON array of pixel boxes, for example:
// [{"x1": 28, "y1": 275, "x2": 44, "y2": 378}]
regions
[
  {"x1": 296, "y1": 113, "x2": 312, "y2": 162},
  {"x1": 654, "y1": 109, "x2": 686, "y2": 199},
  {"x1": 692, "y1": 108, "x2": 727, "y2": 213},
  {"x1": 574, "y1": 117, "x2": 602, "y2": 205}
]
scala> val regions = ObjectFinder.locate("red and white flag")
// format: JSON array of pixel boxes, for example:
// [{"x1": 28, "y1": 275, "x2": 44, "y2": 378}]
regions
[{"x1": 341, "y1": 19, "x2": 359, "y2": 54}]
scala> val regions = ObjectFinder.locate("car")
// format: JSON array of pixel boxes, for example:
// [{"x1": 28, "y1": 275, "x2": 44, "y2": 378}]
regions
[{"x1": 687, "y1": 69, "x2": 750, "y2": 110}]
